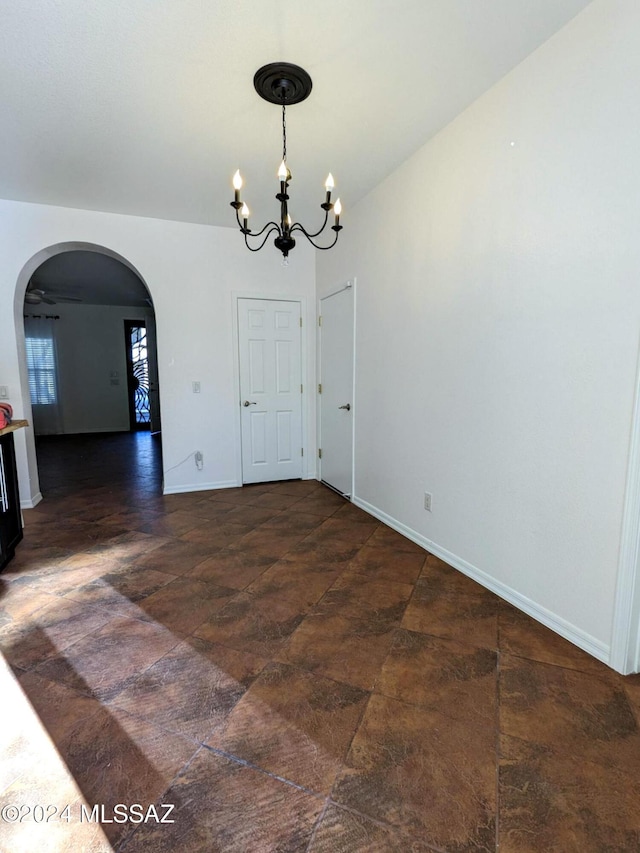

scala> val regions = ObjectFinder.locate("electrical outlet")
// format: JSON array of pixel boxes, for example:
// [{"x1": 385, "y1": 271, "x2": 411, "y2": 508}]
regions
[
  {"x1": 192, "y1": 381, "x2": 201, "y2": 394},
  {"x1": 424, "y1": 492, "x2": 432, "y2": 512},
  {"x1": 195, "y1": 451, "x2": 203, "y2": 470}
]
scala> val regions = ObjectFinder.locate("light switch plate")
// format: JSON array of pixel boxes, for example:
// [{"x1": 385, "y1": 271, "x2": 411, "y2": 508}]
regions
[{"x1": 0, "y1": 386, "x2": 8, "y2": 399}]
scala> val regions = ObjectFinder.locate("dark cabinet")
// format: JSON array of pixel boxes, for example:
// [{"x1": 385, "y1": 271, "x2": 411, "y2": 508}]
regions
[{"x1": 0, "y1": 430, "x2": 23, "y2": 571}]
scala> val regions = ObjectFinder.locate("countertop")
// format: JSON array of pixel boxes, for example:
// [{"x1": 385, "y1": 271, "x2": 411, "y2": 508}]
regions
[{"x1": 0, "y1": 419, "x2": 29, "y2": 437}]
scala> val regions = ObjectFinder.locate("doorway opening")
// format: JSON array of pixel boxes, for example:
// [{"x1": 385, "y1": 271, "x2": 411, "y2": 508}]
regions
[
  {"x1": 15, "y1": 242, "x2": 163, "y2": 503},
  {"x1": 124, "y1": 320, "x2": 151, "y2": 431}
]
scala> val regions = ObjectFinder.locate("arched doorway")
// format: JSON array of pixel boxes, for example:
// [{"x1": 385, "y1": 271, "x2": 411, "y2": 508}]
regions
[{"x1": 14, "y1": 242, "x2": 163, "y2": 502}]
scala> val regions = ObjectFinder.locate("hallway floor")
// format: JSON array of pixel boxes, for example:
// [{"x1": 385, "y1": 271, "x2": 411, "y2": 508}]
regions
[{"x1": 2, "y1": 433, "x2": 640, "y2": 851}]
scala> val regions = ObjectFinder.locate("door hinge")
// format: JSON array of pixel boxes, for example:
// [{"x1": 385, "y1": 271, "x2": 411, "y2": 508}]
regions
[
  {"x1": 318, "y1": 383, "x2": 322, "y2": 394},
  {"x1": 318, "y1": 315, "x2": 322, "y2": 327},
  {"x1": 299, "y1": 316, "x2": 302, "y2": 327},
  {"x1": 301, "y1": 384, "x2": 303, "y2": 394},
  {"x1": 301, "y1": 447, "x2": 304, "y2": 457},
  {"x1": 318, "y1": 448, "x2": 322, "y2": 459}
]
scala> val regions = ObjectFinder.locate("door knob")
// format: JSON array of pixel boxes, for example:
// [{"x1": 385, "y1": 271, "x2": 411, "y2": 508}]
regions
[
  {"x1": 243, "y1": 400, "x2": 257, "y2": 407},
  {"x1": 338, "y1": 403, "x2": 351, "y2": 411}
]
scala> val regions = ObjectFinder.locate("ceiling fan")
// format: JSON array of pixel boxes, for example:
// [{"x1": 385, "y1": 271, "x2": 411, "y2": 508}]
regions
[{"x1": 25, "y1": 286, "x2": 83, "y2": 306}]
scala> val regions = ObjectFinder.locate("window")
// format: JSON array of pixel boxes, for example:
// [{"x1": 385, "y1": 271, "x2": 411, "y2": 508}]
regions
[{"x1": 25, "y1": 336, "x2": 58, "y2": 405}]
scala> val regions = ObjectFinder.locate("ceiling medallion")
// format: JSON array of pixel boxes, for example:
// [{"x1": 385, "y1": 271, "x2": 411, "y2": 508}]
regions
[{"x1": 231, "y1": 63, "x2": 342, "y2": 263}]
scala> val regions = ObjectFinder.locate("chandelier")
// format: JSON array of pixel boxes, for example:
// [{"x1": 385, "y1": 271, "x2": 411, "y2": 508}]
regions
[{"x1": 230, "y1": 63, "x2": 342, "y2": 261}]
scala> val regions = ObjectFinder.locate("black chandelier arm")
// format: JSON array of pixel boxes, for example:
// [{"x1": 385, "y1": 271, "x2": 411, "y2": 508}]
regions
[
  {"x1": 243, "y1": 225, "x2": 281, "y2": 252},
  {"x1": 291, "y1": 225, "x2": 341, "y2": 252},
  {"x1": 289, "y1": 209, "x2": 329, "y2": 240},
  {"x1": 234, "y1": 209, "x2": 282, "y2": 239}
]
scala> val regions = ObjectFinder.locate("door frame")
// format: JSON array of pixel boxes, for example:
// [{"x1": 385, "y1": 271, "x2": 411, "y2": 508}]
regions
[
  {"x1": 318, "y1": 279, "x2": 356, "y2": 499},
  {"x1": 231, "y1": 292, "x2": 310, "y2": 487},
  {"x1": 611, "y1": 340, "x2": 640, "y2": 673}
]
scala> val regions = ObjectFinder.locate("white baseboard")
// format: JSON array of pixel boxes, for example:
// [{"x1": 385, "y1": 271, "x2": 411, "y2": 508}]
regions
[
  {"x1": 353, "y1": 495, "x2": 611, "y2": 666},
  {"x1": 50, "y1": 428, "x2": 130, "y2": 435},
  {"x1": 163, "y1": 479, "x2": 239, "y2": 496},
  {"x1": 164, "y1": 475, "x2": 318, "y2": 495},
  {"x1": 21, "y1": 491, "x2": 43, "y2": 509}
]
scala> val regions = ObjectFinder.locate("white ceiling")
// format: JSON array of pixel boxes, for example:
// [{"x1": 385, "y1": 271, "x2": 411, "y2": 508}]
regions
[
  {"x1": 28, "y1": 251, "x2": 151, "y2": 307},
  {"x1": 1, "y1": 0, "x2": 592, "y2": 235},
  {"x1": 7, "y1": 1, "x2": 592, "y2": 306}
]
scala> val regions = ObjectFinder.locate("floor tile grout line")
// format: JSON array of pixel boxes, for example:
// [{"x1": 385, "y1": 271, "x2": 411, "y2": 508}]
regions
[
  {"x1": 303, "y1": 795, "x2": 331, "y2": 853},
  {"x1": 270, "y1": 546, "x2": 417, "y2": 624},
  {"x1": 27, "y1": 620, "x2": 186, "y2": 704},
  {"x1": 105, "y1": 629, "x2": 271, "y2": 713},
  {"x1": 101, "y1": 697, "x2": 209, "y2": 750},
  {"x1": 392, "y1": 632, "x2": 501, "y2": 665},
  {"x1": 364, "y1": 679, "x2": 500, "y2": 724},
  {"x1": 323, "y1": 681, "x2": 376, "y2": 809},
  {"x1": 320, "y1": 799, "x2": 448, "y2": 853},
  {"x1": 499, "y1": 648, "x2": 618, "y2": 681},
  {"x1": 13, "y1": 609, "x2": 153, "y2": 677},
  {"x1": 110, "y1": 657, "x2": 275, "y2": 751},
  {"x1": 114, "y1": 743, "x2": 207, "y2": 853},
  {"x1": 199, "y1": 743, "x2": 327, "y2": 800},
  {"x1": 260, "y1": 656, "x2": 374, "y2": 699}
]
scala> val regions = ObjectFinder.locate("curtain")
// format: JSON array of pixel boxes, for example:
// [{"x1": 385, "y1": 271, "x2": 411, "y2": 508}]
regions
[{"x1": 23, "y1": 315, "x2": 62, "y2": 435}]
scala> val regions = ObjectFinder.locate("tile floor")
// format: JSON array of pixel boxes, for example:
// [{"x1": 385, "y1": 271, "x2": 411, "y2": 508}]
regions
[{"x1": 1, "y1": 433, "x2": 640, "y2": 851}]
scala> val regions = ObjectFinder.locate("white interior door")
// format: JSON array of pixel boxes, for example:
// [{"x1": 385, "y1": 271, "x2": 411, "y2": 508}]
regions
[
  {"x1": 319, "y1": 284, "x2": 354, "y2": 497},
  {"x1": 238, "y1": 298, "x2": 303, "y2": 484}
]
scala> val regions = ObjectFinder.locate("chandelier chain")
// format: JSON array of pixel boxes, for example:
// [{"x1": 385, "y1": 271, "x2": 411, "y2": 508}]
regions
[{"x1": 282, "y1": 101, "x2": 287, "y2": 163}]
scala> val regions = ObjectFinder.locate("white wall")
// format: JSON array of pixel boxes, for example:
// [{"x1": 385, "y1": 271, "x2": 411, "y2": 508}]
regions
[
  {"x1": 317, "y1": 0, "x2": 640, "y2": 659},
  {"x1": 0, "y1": 203, "x2": 316, "y2": 502}
]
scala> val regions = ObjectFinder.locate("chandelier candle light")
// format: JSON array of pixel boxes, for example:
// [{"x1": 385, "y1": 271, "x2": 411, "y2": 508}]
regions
[{"x1": 230, "y1": 63, "x2": 343, "y2": 261}]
